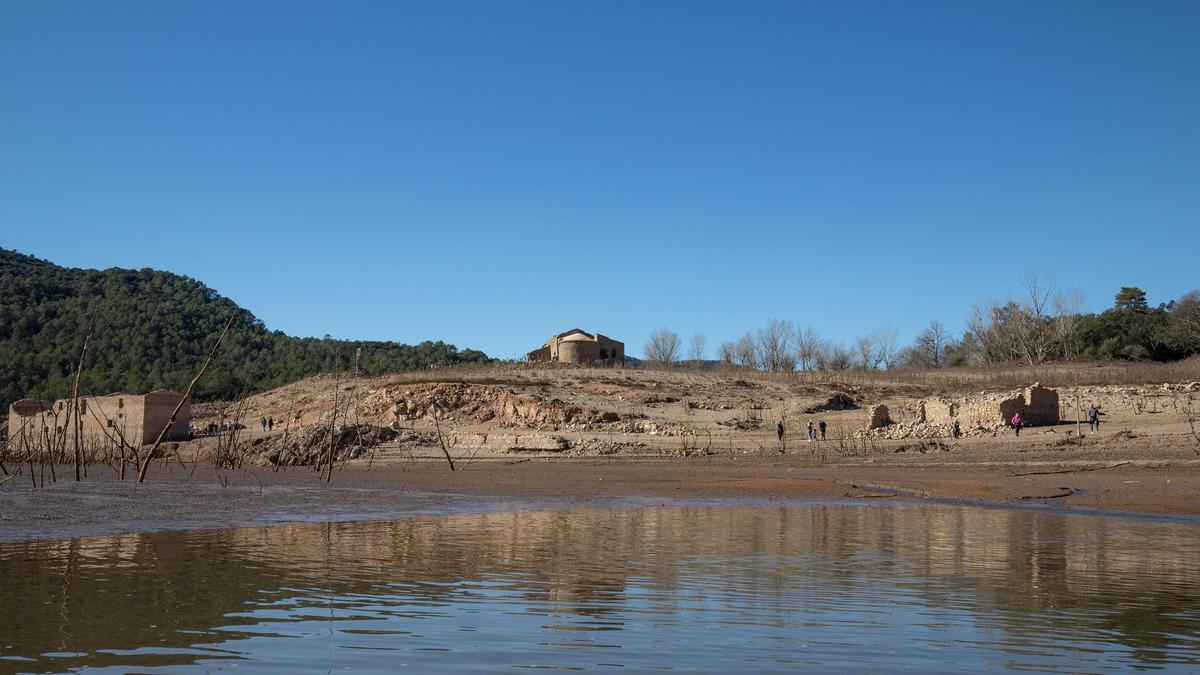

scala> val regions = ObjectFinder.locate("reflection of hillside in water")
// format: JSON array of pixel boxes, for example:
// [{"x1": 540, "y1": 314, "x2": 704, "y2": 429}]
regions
[{"x1": 2, "y1": 505, "x2": 1198, "y2": 672}]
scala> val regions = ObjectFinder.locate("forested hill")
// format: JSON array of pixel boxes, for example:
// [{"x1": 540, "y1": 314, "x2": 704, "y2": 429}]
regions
[{"x1": 0, "y1": 248, "x2": 490, "y2": 410}]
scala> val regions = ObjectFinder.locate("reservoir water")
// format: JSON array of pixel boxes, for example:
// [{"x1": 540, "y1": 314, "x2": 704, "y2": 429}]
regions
[{"x1": 2, "y1": 503, "x2": 1199, "y2": 673}]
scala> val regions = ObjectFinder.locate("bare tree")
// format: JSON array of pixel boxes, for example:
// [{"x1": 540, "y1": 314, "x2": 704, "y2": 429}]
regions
[
  {"x1": 688, "y1": 333, "x2": 707, "y2": 366},
  {"x1": 794, "y1": 326, "x2": 821, "y2": 371},
  {"x1": 916, "y1": 320, "x2": 949, "y2": 368},
  {"x1": 1166, "y1": 290, "x2": 1200, "y2": 352},
  {"x1": 824, "y1": 343, "x2": 853, "y2": 371},
  {"x1": 734, "y1": 332, "x2": 759, "y2": 369},
  {"x1": 645, "y1": 328, "x2": 681, "y2": 366},
  {"x1": 854, "y1": 333, "x2": 879, "y2": 370},
  {"x1": 756, "y1": 319, "x2": 796, "y2": 372},
  {"x1": 717, "y1": 341, "x2": 737, "y2": 365},
  {"x1": 874, "y1": 326, "x2": 898, "y2": 369},
  {"x1": 1053, "y1": 289, "x2": 1086, "y2": 361},
  {"x1": 966, "y1": 271, "x2": 1078, "y2": 365},
  {"x1": 1013, "y1": 268, "x2": 1059, "y2": 365}
]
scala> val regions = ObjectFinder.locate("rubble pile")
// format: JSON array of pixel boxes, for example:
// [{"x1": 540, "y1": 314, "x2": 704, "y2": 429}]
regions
[
  {"x1": 802, "y1": 392, "x2": 858, "y2": 413},
  {"x1": 256, "y1": 424, "x2": 403, "y2": 466},
  {"x1": 569, "y1": 438, "x2": 649, "y2": 455}
]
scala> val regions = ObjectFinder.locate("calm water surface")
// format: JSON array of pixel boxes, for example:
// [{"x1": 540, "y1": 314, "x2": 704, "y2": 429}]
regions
[{"x1": 2, "y1": 503, "x2": 1199, "y2": 673}]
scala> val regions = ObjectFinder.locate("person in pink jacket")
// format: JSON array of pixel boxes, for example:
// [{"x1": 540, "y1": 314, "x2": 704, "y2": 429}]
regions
[{"x1": 1012, "y1": 412, "x2": 1024, "y2": 437}]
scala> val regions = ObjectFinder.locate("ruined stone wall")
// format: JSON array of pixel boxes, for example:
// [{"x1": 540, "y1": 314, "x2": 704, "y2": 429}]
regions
[
  {"x1": 596, "y1": 337, "x2": 624, "y2": 363},
  {"x1": 6, "y1": 399, "x2": 53, "y2": 450},
  {"x1": 1021, "y1": 384, "x2": 1059, "y2": 425},
  {"x1": 141, "y1": 390, "x2": 190, "y2": 444},
  {"x1": 863, "y1": 384, "x2": 1061, "y2": 439},
  {"x1": 79, "y1": 395, "x2": 146, "y2": 447},
  {"x1": 6, "y1": 392, "x2": 189, "y2": 450},
  {"x1": 869, "y1": 404, "x2": 892, "y2": 429},
  {"x1": 920, "y1": 399, "x2": 957, "y2": 426}
]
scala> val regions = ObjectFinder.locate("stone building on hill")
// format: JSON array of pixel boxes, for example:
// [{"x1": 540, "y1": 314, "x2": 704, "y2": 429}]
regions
[
  {"x1": 6, "y1": 390, "x2": 191, "y2": 451},
  {"x1": 526, "y1": 329, "x2": 624, "y2": 366}
]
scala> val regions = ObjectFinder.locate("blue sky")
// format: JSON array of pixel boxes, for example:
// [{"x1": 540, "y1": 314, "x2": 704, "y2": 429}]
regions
[{"x1": 2, "y1": 1, "x2": 1197, "y2": 359}]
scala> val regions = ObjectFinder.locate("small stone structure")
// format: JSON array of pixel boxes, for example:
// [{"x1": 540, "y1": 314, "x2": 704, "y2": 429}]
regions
[
  {"x1": 868, "y1": 404, "x2": 892, "y2": 429},
  {"x1": 526, "y1": 329, "x2": 624, "y2": 366},
  {"x1": 6, "y1": 390, "x2": 190, "y2": 450},
  {"x1": 864, "y1": 384, "x2": 1060, "y2": 439}
]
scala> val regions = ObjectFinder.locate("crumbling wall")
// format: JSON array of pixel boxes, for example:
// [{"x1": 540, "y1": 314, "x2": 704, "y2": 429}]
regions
[
  {"x1": 862, "y1": 384, "x2": 1061, "y2": 438},
  {"x1": 448, "y1": 433, "x2": 569, "y2": 453},
  {"x1": 869, "y1": 404, "x2": 892, "y2": 429},
  {"x1": 921, "y1": 399, "x2": 956, "y2": 426},
  {"x1": 1022, "y1": 383, "x2": 1059, "y2": 425}
]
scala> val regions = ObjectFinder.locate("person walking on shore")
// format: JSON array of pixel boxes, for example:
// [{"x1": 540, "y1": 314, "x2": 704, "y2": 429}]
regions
[
  {"x1": 818, "y1": 419, "x2": 827, "y2": 441},
  {"x1": 1087, "y1": 405, "x2": 1100, "y2": 433},
  {"x1": 806, "y1": 420, "x2": 816, "y2": 442},
  {"x1": 1012, "y1": 412, "x2": 1023, "y2": 437},
  {"x1": 777, "y1": 421, "x2": 785, "y2": 443}
]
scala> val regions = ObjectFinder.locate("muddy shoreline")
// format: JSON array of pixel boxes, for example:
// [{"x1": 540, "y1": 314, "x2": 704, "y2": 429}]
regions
[{"x1": 3, "y1": 456, "x2": 1199, "y2": 543}]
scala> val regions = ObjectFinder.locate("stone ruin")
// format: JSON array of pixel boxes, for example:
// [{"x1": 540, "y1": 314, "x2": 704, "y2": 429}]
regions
[
  {"x1": 868, "y1": 404, "x2": 893, "y2": 429},
  {"x1": 864, "y1": 384, "x2": 1060, "y2": 439}
]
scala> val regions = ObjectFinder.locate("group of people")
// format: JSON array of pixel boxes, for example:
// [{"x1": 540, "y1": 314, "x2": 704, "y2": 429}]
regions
[
  {"x1": 777, "y1": 419, "x2": 827, "y2": 443},
  {"x1": 259, "y1": 417, "x2": 276, "y2": 432},
  {"x1": 189, "y1": 421, "x2": 235, "y2": 437}
]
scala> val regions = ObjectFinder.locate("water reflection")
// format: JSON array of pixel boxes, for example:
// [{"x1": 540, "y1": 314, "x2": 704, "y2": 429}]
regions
[{"x1": 2, "y1": 504, "x2": 1199, "y2": 672}]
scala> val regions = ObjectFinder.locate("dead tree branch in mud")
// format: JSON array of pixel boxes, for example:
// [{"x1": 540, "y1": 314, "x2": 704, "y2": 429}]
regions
[
  {"x1": 325, "y1": 361, "x2": 342, "y2": 483},
  {"x1": 138, "y1": 310, "x2": 236, "y2": 483},
  {"x1": 215, "y1": 397, "x2": 252, "y2": 471},
  {"x1": 1007, "y1": 461, "x2": 1131, "y2": 477},
  {"x1": 433, "y1": 416, "x2": 456, "y2": 471},
  {"x1": 69, "y1": 322, "x2": 94, "y2": 481},
  {"x1": 1178, "y1": 396, "x2": 1200, "y2": 455}
]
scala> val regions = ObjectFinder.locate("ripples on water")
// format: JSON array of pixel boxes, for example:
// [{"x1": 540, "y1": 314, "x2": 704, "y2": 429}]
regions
[{"x1": 2, "y1": 504, "x2": 1199, "y2": 673}]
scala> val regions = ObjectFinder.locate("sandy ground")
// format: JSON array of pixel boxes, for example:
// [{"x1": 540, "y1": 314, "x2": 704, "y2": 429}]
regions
[{"x1": 3, "y1": 454, "x2": 1199, "y2": 543}]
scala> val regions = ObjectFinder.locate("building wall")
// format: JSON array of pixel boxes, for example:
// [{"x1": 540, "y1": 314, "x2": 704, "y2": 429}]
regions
[
  {"x1": 141, "y1": 390, "x2": 190, "y2": 444},
  {"x1": 6, "y1": 392, "x2": 190, "y2": 450},
  {"x1": 1021, "y1": 385, "x2": 1060, "y2": 426},
  {"x1": 6, "y1": 399, "x2": 54, "y2": 451},
  {"x1": 526, "y1": 330, "x2": 624, "y2": 365},
  {"x1": 558, "y1": 341, "x2": 600, "y2": 364}
]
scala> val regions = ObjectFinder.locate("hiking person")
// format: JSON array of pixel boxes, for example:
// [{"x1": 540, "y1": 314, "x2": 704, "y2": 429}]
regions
[
  {"x1": 951, "y1": 418, "x2": 961, "y2": 439},
  {"x1": 818, "y1": 419, "x2": 827, "y2": 440},
  {"x1": 260, "y1": 417, "x2": 267, "y2": 432},
  {"x1": 1087, "y1": 405, "x2": 1100, "y2": 432},
  {"x1": 806, "y1": 420, "x2": 816, "y2": 442},
  {"x1": 1012, "y1": 412, "x2": 1023, "y2": 437},
  {"x1": 777, "y1": 421, "x2": 785, "y2": 443},
  {"x1": 267, "y1": 417, "x2": 274, "y2": 431}
]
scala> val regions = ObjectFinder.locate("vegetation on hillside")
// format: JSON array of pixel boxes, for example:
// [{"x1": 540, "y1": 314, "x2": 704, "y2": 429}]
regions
[
  {"x1": 0, "y1": 248, "x2": 490, "y2": 411},
  {"x1": 652, "y1": 273, "x2": 1200, "y2": 372}
]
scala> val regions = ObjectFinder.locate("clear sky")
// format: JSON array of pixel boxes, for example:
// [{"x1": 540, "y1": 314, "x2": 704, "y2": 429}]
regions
[{"x1": 2, "y1": 1, "x2": 1197, "y2": 360}]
